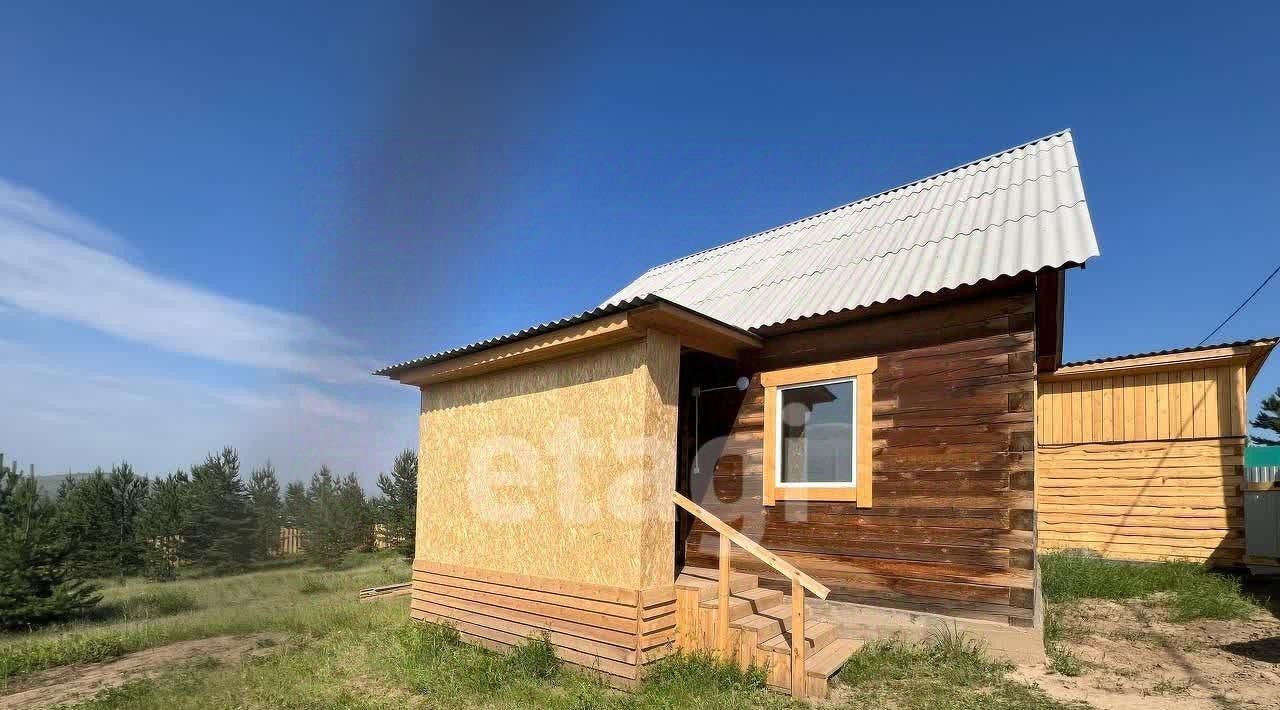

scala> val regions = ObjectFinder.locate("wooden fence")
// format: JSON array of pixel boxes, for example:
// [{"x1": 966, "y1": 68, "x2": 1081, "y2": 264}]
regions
[{"x1": 271, "y1": 524, "x2": 400, "y2": 557}]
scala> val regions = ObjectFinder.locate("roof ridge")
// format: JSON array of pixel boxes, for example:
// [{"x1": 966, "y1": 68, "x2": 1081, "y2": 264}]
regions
[{"x1": 634, "y1": 129, "x2": 1072, "y2": 277}]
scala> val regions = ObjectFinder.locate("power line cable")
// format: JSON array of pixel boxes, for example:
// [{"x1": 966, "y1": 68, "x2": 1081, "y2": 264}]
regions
[{"x1": 1198, "y1": 263, "x2": 1280, "y2": 346}]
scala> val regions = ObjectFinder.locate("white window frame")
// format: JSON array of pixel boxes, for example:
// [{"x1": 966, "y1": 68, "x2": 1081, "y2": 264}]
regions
[{"x1": 773, "y1": 376, "x2": 858, "y2": 490}]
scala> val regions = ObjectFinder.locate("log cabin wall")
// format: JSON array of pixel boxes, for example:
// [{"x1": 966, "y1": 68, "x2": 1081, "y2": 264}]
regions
[
  {"x1": 1036, "y1": 360, "x2": 1249, "y2": 566},
  {"x1": 683, "y1": 285, "x2": 1039, "y2": 627}
]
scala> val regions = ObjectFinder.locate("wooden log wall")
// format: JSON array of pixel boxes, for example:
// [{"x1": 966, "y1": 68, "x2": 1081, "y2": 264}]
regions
[
  {"x1": 1036, "y1": 358, "x2": 1248, "y2": 566},
  {"x1": 684, "y1": 287, "x2": 1038, "y2": 626},
  {"x1": 410, "y1": 560, "x2": 677, "y2": 688},
  {"x1": 1037, "y1": 440, "x2": 1244, "y2": 564}
]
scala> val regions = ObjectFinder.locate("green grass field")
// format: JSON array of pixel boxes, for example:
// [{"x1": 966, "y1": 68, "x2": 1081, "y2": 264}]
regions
[{"x1": 0, "y1": 553, "x2": 1097, "y2": 709}]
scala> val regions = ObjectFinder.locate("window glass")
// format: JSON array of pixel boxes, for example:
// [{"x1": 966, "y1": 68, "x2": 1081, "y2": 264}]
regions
[{"x1": 779, "y1": 379, "x2": 854, "y2": 484}]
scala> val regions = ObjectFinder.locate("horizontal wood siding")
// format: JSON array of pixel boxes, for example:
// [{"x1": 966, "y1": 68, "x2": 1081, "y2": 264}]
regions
[
  {"x1": 410, "y1": 560, "x2": 676, "y2": 687},
  {"x1": 1037, "y1": 440, "x2": 1245, "y2": 565},
  {"x1": 1038, "y1": 364, "x2": 1245, "y2": 444},
  {"x1": 684, "y1": 288, "x2": 1038, "y2": 626}
]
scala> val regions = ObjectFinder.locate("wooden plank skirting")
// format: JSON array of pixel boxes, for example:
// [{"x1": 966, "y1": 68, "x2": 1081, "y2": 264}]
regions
[
  {"x1": 409, "y1": 560, "x2": 677, "y2": 688},
  {"x1": 1037, "y1": 439, "x2": 1245, "y2": 565}
]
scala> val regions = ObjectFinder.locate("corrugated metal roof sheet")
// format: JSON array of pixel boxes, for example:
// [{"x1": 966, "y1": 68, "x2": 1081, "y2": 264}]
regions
[
  {"x1": 1060, "y1": 337, "x2": 1279, "y2": 368},
  {"x1": 377, "y1": 131, "x2": 1102, "y2": 376},
  {"x1": 603, "y1": 130, "x2": 1100, "y2": 330},
  {"x1": 372, "y1": 295, "x2": 754, "y2": 377}
]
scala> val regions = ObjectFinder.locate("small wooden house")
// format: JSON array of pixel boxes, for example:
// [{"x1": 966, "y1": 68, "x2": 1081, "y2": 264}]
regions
[
  {"x1": 1037, "y1": 339, "x2": 1277, "y2": 565},
  {"x1": 377, "y1": 131, "x2": 1101, "y2": 696}
]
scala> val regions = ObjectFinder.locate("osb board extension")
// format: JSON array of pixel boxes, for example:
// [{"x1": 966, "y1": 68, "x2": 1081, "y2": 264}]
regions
[{"x1": 417, "y1": 331, "x2": 678, "y2": 590}]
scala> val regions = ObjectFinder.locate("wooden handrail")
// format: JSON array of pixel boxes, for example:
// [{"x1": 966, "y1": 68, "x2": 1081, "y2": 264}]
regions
[
  {"x1": 673, "y1": 491, "x2": 830, "y2": 599},
  {"x1": 674, "y1": 490, "x2": 828, "y2": 698}
]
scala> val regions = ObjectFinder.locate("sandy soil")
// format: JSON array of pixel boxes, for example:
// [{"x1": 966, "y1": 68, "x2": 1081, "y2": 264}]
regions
[
  {"x1": 0, "y1": 633, "x2": 282, "y2": 710},
  {"x1": 1014, "y1": 599, "x2": 1280, "y2": 710}
]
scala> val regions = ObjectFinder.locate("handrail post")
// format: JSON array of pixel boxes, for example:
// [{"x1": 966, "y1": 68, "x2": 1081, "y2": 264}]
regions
[
  {"x1": 717, "y1": 534, "x2": 731, "y2": 658},
  {"x1": 791, "y1": 578, "x2": 806, "y2": 698}
]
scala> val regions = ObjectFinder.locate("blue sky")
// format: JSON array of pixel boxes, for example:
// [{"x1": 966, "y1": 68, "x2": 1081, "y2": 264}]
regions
[{"x1": 2, "y1": 2, "x2": 1277, "y2": 485}]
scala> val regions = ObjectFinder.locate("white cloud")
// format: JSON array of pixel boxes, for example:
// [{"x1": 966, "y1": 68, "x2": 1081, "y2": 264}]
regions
[
  {"x1": 0, "y1": 178, "x2": 375, "y2": 383},
  {"x1": 0, "y1": 344, "x2": 416, "y2": 484}
]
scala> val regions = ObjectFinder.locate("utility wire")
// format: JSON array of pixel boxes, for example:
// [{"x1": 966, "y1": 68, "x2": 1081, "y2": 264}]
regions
[{"x1": 1198, "y1": 263, "x2": 1280, "y2": 346}]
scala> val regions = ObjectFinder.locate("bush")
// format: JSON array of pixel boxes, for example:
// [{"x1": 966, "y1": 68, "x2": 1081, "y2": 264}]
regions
[{"x1": 1041, "y1": 551, "x2": 1257, "y2": 621}]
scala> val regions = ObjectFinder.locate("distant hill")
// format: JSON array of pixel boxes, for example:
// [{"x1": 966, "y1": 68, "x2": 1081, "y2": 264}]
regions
[{"x1": 34, "y1": 472, "x2": 94, "y2": 496}]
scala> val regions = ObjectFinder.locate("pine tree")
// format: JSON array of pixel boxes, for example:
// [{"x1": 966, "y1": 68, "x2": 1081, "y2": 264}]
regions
[
  {"x1": 0, "y1": 462, "x2": 101, "y2": 629},
  {"x1": 301, "y1": 467, "x2": 346, "y2": 569},
  {"x1": 56, "y1": 470, "x2": 115, "y2": 577},
  {"x1": 138, "y1": 471, "x2": 191, "y2": 581},
  {"x1": 377, "y1": 449, "x2": 417, "y2": 559},
  {"x1": 180, "y1": 448, "x2": 254, "y2": 573},
  {"x1": 56, "y1": 463, "x2": 147, "y2": 578},
  {"x1": 247, "y1": 462, "x2": 282, "y2": 560},
  {"x1": 338, "y1": 473, "x2": 373, "y2": 552},
  {"x1": 1252, "y1": 387, "x2": 1280, "y2": 446},
  {"x1": 282, "y1": 481, "x2": 308, "y2": 529}
]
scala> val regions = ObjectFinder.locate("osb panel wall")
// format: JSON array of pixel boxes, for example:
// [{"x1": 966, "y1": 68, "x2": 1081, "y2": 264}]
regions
[
  {"x1": 411, "y1": 560, "x2": 676, "y2": 688},
  {"x1": 1038, "y1": 364, "x2": 1246, "y2": 444},
  {"x1": 1037, "y1": 439, "x2": 1245, "y2": 565},
  {"x1": 684, "y1": 288, "x2": 1039, "y2": 626},
  {"x1": 417, "y1": 331, "x2": 678, "y2": 590}
]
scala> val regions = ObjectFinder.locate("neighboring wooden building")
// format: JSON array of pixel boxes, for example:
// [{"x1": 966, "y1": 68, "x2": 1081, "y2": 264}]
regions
[
  {"x1": 376, "y1": 131, "x2": 1101, "y2": 696},
  {"x1": 1036, "y1": 339, "x2": 1277, "y2": 565}
]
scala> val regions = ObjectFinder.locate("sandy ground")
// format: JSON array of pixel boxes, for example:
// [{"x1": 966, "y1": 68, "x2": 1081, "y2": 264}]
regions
[
  {"x1": 1014, "y1": 598, "x2": 1280, "y2": 710},
  {"x1": 0, "y1": 633, "x2": 281, "y2": 710}
]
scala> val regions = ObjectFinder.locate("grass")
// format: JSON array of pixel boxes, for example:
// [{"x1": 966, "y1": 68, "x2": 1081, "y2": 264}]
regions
[
  {"x1": 0, "y1": 554, "x2": 798, "y2": 709},
  {"x1": 1040, "y1": 551, "x2": 1259, "y2": 621},
  {"x1": 0, "y1": 551, "x2": 408, "y2": 687},
  {"x1": 837, "y1": 627, "x2": 1088, "y2": 709}
]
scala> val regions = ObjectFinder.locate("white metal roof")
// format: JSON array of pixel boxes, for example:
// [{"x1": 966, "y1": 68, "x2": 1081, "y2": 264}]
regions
[{"x1": 603, "y1": 130, "x2": 1100, "y2": 330}]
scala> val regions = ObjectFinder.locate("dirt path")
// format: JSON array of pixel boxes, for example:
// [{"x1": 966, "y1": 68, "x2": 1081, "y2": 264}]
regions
[
  {"x1": 0, "y1": 633, "x2": 282, "y2": 709},
  {"x1": 1013, "y1": 599, "x2": 1280, "y2": 710}
]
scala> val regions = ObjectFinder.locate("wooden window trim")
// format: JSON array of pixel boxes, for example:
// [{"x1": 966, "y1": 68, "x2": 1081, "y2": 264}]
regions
[{"x1": 761, "y1": 356, "x2": 876, "y2": 507}]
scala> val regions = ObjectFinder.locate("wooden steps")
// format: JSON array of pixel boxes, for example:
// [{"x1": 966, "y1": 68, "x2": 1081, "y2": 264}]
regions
[{"x1": 674, "y1": 566, "x2": 861, "y2": 699}]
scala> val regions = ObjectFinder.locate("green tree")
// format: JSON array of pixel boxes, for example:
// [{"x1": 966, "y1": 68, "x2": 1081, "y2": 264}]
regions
[
  {"x1": 180, "y1": 448, "x2": 254, "y2": 573},
  {"x1": 301, "y1": 467, "x2": 346, "y2": 568},
  {"x1": 377, "y1": 449, "x2": 417, "y2": 558},
  {"x1": 338, "y1": 473, "x2": 373, "y2": 552},
  {"x1": 0, "y1": 462, "x2": 101, "y2": 629},
  {"x1": 247, "y1": 462, "x2": 283, "y2": 560},
  {"x1": 1252, "y1": 387, "x2": 1280, "y2": 445},
  {"x1": 57, "y1": 463, "x2": 148, "y2": 578},
  {"x1": 282, "y1": 481, "x2": 308, "y2": 529},
  {"x1": 138, "y1": 471, "x2": 191, "y2": 581}
]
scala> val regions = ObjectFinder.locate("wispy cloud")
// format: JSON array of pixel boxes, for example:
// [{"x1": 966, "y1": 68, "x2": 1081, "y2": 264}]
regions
[
  {"x1": 0, "y1": 178, "x2": 375, "y2": 383},
  {"x1": 0, "y1": 343, "x2": 413, "y2": 480}
]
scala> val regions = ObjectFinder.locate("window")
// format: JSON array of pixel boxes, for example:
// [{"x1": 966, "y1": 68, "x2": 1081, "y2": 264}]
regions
[{"x1": 761, "y1": 357, "x2": 876, "y2": 506}]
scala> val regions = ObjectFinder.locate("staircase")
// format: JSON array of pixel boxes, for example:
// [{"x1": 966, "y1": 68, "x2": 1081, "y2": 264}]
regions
[{"x1": 675, "y1": 565, "x2": 863, "y2": 698}]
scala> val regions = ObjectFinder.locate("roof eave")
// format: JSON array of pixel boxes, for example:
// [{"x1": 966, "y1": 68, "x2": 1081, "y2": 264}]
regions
[{"x1": 375, "y1": 295, "x2": 761, "y2": 386}]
